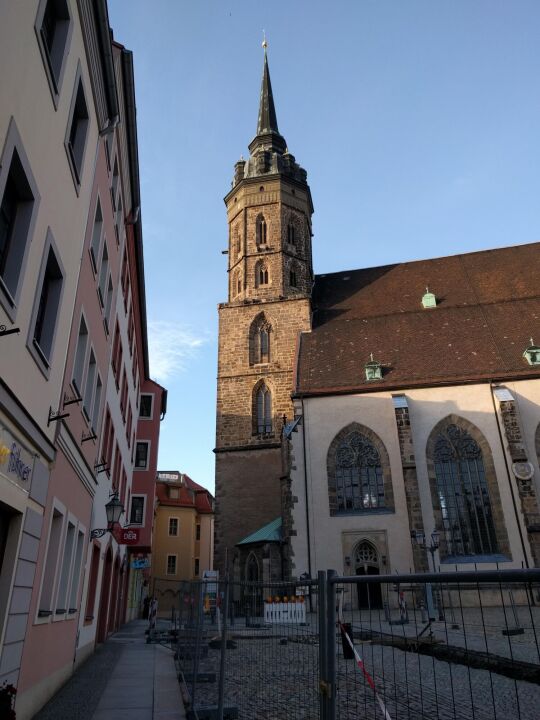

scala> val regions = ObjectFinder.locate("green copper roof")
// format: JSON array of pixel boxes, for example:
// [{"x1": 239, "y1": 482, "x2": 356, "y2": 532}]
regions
[{"x1": 237, "y1": 517, "x2": 282, "y2": 545}]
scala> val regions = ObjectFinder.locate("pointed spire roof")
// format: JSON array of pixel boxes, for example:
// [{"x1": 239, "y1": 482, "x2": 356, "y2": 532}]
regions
[
  {"x1": 257, "y1": 50, "x2": 279, "y2": 136},
  {"x1": 249, "y1": 46, "x2": 287, "y2": 155}
]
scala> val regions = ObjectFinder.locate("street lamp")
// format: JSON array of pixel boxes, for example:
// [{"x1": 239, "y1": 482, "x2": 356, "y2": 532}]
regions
[
  {"x1": 412, "y1": 530, "x2": 440, "y2": 572},
  {"x1": 412, "y1": 529, "x2": 444, "y2": 621},
  {"x1": 90, "y1": 493, "x2": 124, "y2": 539}
]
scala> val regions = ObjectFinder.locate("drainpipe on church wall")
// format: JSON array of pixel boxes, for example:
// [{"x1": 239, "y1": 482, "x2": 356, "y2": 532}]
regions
[
  {"x1": 301, "y1": 398, "x2": 313, "y2": 583},
  {"x1": 489, "y1": 381, "x2": 530, "y2": 569}
]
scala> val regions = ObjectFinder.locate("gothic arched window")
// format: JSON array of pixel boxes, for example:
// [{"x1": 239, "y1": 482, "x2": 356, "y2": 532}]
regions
[
  {"x1": 289, "y1": 268, "x2": 298, "y2": 288},
  {"x1": 249, "y1": 314, "x2": 272, "y2": 365},
  {"x1": 234, "y1": 231, "x2": 241, "y2": 257},
  {"x1": 334, "y1": 431, "x2": 385, "y2": 512},
  {"x1": 246, "y1": 553, "x2": 259, "y2": 581},
  {"x1": 255, "y1": 262, "x2": 269, "y2": 287},
  {"x1": 232, "y1": 270, "x2": 241, "y2": 297},
  {"x1": 254, "y1": 383, "x2": 272, "y2": 434},
  {"x1": 256, "y1": 215, "x2": 267, "y2": 247},
  {"x1": 433, "y1": 424, "x2": 498, "y2": 557},
  {"x1": 287, "y1": 223, "x2": 296, "y2": 246}
]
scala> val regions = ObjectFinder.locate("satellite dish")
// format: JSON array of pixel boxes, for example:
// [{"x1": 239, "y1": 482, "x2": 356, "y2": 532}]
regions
[{"x1": 512, "y1": 462, "x2": 534, "y2": 481}]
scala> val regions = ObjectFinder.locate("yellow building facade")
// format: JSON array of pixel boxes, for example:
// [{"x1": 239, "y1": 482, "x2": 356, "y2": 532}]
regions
[{"x1": 151, "y1": 471, "x2": 214, "y2": 609}]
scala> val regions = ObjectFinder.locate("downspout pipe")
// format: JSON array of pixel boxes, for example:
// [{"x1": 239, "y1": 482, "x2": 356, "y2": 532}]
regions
[
  {"x1": 301, "y1": 398, "x2": 313, "y2": 581},
  {"x1": 489, "y1": 381, "x2": 530, "y2": 568}
]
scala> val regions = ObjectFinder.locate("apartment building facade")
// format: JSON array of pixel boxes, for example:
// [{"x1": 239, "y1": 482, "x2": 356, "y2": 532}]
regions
[
  {"x1": 0, "y1": 3, "x2": 165, "y2": 717},
  {"x1": 152, "y1": 472, "x2": 214, "y2": 614}
]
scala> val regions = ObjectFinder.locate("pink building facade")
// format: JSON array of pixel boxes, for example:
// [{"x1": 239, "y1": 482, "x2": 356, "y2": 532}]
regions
[{"x1": 0, "y1": 3, "x2": 166, "y2": 718}]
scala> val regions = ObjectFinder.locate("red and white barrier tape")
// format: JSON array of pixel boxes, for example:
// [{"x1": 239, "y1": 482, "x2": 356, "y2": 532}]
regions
[{"x1": 338, "y1": 591, "x2": 392, "y2": 720}]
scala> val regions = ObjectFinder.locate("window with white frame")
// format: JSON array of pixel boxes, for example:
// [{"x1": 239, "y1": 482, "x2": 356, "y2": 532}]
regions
[
  {"x1": 91, "y1": 374, "x2": 102, "y2": 432},
  {"x1": 65, "y1": 69, "x2": 89, "y2": 186},
  {"x1": 35, "y1": 0, "x2": 72, "y2": 103},
  {"x1": 39, "y1": 507, "x2": 64, "y2": 616},
  {"x1": 31, "y1": 238, "x2": 64, "y2": 366},
  {"x1": 139, "y1": 394, "x2": 153, "y2": 419},
  {"x1": 67, "y1": 528, "x2": 85, "y2": 613},
  {"x1": 166, "y1": 555, "x2": 177, "y2": 575},
  {"x1": 55, "y1": 520, "x2": 75, "y2": 614},
  {"x1": 168, "y1": 517, "x2": 178, "y2": 536},
  {"x1": 98, "y1": 241, "x2": 109, "y2": 306},
  {"x1": 129, "y1": 496, "x2": 145, "y2": 525},
  {"x1": 89, "y1": 197, "x2": 102, "y2": 271},
  {"x1": 0, "y1": 122, "x2": 40, "y2": 315},
  {"x1": 135, "y1": 441, "x2": 149, "y2": 469},
  {"x1": 82, "y1": 349, "x2": 96, "y2": 419},
  {"x1": 72, "y1": 315, "x2": 88, "y2": 394}
]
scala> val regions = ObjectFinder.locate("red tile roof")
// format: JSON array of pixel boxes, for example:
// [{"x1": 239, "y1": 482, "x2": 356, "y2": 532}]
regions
[
  {"x1": 296, "y1": 242, "x2": 540, "y2": 395},
  {"x1": 156, "y1": 473, "x2": 214, "y2": 514}
]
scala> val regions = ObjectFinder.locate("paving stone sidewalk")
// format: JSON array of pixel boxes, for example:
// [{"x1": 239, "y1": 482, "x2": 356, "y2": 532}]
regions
[{"x1": 34, "y1": 620, "x2": 186, "y2": 720}]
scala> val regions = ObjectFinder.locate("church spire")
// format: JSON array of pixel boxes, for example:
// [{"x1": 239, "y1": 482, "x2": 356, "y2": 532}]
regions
[
  {"x1": 257, "y1": 46, "x2": 279, "y2": 136},
  {"x1": 249, "y1": 43, "x2": 287, "y2": 155}
]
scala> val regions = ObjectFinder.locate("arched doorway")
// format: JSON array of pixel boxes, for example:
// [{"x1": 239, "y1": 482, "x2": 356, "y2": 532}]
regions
[
  {"x1": 354, "y1": 541, "x2": 382, "y2": 609},
  {"x1": 97, "y1": 546, "x2": 113, "y2": 643},
  {"x1": 245, "y1": 552, "x2": 261, "y2": 622}
]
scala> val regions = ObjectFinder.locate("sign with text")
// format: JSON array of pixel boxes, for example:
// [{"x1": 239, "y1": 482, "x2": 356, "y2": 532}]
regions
[
  {"x1": 114, "y1": 527, "x2": 141, "y2": 545},
  {"x1": 0, "y1": 422, "x2": 35, "y2": 492}
]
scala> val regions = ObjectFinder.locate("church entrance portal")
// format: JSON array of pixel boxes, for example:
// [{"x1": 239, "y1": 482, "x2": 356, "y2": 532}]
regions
[{"x1": 354, "y1": 541, "x2": 382, "y2": 609}]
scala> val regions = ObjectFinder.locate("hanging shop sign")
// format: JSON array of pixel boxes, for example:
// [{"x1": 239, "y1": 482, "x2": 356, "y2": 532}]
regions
[
  {"x1": 0, "y1": 422, "x2": 34, "y2": 492},
  {"x1": 131, "y1": 558, "x2": 150, "y2": 569},
  {"x1": 113, "y1": 527, "x2": 141, "y2": 545}
]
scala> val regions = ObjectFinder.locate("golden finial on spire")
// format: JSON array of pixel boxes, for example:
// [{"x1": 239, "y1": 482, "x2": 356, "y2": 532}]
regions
[{"x1": 262, "y1": 30, "x2": 268, "y2": 51}]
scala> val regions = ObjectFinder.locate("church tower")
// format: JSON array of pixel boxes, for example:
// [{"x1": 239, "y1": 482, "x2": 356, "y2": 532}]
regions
[{"x1": 214, "y1": 47, "x2": 314, "y2": 575}]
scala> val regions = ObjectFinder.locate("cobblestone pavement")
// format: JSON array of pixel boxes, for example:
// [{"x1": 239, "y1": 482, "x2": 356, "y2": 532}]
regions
[
  {"x1": 34, "y1": 620, "x2": 185, "y2": 720},
  {"x1": 181, "y1": 615, "x2": 540, "y2": 720}
]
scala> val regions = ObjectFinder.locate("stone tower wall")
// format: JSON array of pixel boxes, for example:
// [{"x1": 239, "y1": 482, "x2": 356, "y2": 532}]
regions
[{"x1": 215, "y1": 173, "x2": 313, "y2": 575}]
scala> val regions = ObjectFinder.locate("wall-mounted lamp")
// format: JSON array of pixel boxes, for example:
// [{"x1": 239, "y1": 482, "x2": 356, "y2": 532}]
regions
[
  {"x1": 90, "y1": 493, "x2": 124, "y2": 540},
  {"x1": 412, "y1": 529, "x2": 440, "y2": 571}
]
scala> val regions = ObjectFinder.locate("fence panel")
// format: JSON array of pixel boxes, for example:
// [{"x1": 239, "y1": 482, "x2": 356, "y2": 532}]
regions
[
  {"x1": 175, "y1": 577, "x2": 321, "y2": 720},
  {"x1": 330, "y1": 569, "x2": 540, "y2": 720}
]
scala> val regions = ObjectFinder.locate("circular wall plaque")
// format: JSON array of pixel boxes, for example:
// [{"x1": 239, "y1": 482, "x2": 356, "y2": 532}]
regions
[{"x1": 512, "y1": 461, "x2": 534, "y2": 481}]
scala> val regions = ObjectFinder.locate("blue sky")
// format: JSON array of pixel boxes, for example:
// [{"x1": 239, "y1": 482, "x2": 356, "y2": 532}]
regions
[{"x1": 108, "y1": 0, "x2": 540, "y2": 493}]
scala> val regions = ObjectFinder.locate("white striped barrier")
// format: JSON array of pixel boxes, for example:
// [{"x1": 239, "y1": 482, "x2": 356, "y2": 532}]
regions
[{"x1": 264, "y1": 601, "x2": 306, "y2": 624}]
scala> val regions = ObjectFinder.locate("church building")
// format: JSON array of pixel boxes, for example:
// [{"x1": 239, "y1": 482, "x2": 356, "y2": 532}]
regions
[{"x1": 214, "y1": 49, "x2": 540, "y2": 592}]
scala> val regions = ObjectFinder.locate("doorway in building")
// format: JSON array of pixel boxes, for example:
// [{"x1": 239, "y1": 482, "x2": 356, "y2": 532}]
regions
[
  {"x1": 354, "y1": 540, "x2": 382, "y2": 609},
  {"x1": 97, "y1": 546, "x2": 113, "y2": 642}
]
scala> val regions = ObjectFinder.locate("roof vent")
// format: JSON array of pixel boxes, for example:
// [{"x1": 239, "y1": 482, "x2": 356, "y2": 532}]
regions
[
  {"x1": 365, "y1": 353, "x2": 383, "y2": 382},
  {"x1": 422, "y1": 287, "x2": 437, "y2": 309},
  {"x1": 523, "y1": 339, "x2": 540, "y2": 366}
]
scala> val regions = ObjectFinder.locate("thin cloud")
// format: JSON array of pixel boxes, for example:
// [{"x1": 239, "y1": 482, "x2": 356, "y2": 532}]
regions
[{"x1": 148, "y1": 321, "x2": 206, "y2": 382}]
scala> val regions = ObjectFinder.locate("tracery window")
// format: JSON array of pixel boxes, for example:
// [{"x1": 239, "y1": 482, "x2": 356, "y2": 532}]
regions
[
  {"x1": 256, "y1": 215, "x2": 267, "y2": 247},
  {"x1": 249, "y1": 313, "x2": 272, "y2": 365},
  {"x1": 287, "y1": 223, "x2": 296, "y2": 246},
  {"x1": 255, "y1": 383, "x2": 272, "y2": 434},
  {"x1": 433, "y1": 424, "x2": 498, "y2": 557},
  {"x1": 255, "y1": 261, "x2": 269, "y2": 287},
  {"x1": 335, "y1": 431, "x2": 384, "y2": 512}
]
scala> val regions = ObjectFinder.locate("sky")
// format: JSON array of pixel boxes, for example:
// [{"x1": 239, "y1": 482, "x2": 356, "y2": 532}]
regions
[{"x1": 107, "y1": 0, "x2": 540, "y2": 493}]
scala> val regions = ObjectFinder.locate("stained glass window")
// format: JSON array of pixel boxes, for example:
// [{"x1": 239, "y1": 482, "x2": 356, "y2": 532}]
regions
[{"x1": 434, "y1": 424, "x2": 498, "y2": 556}]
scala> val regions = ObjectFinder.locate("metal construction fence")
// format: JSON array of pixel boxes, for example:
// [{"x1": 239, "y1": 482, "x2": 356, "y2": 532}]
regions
[{"x1": 154, "y1": 569, "x2": 540, "y2": 720}]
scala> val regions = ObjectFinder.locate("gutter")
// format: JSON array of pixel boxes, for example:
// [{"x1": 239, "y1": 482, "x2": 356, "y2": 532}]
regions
[
  {"x1": 301, "y1": 398, "x2": 313, "y2": 581},
  {"x1": 121, "y1": 49, "x2": 150, "y2": 379},
  {"x1": 489, "y1": 382, "x2": 530, "y2": 568},
  {"x1": 94, "y1": 0, "x2": 119, "y2": 131}
]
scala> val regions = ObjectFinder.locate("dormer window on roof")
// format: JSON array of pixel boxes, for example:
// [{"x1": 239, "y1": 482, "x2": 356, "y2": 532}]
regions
[
  {"x1": 422, "y1": 287, "x2": 437, "y2": 309},
  {"x1": 523, "y1": 338, "x2": 540, "y2": 366},
  {"x1": 365, "y1": 354, "x2": 383, "y2": 382}
]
